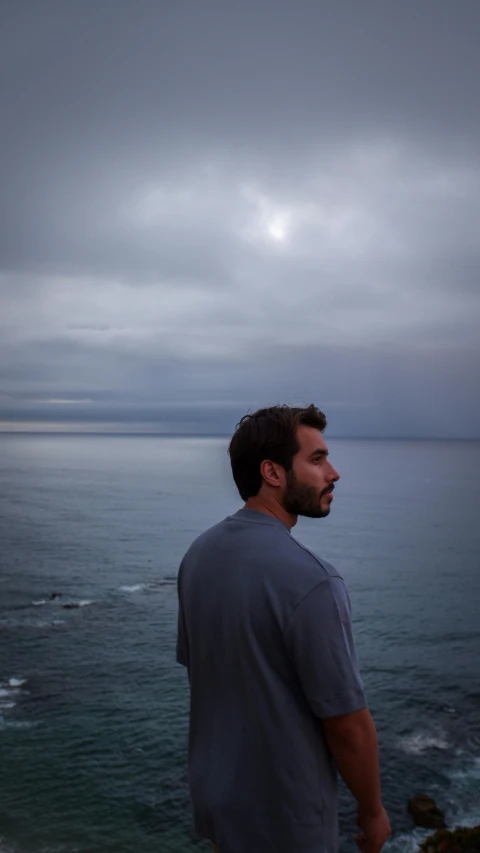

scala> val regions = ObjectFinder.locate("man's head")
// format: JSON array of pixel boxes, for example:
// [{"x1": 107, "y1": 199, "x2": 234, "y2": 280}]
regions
[{"x1": 228, "y1": 404, "x2": 339, "y2": 521}]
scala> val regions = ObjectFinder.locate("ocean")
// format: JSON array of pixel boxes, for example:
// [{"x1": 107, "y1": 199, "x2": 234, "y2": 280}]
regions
[{"x1": 0, "y1": 434, "x2": 479, "y2": 853}]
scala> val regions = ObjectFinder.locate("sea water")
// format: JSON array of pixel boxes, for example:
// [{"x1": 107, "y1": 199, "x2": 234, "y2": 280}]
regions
[{"x1": 0, "y1": 434, "x2": 479, "y2": 853}]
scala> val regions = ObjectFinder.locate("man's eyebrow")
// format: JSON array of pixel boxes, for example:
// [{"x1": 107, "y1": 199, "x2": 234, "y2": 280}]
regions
[{"x1": 309, "y1": 448, "x2": 328, "y2": 458}]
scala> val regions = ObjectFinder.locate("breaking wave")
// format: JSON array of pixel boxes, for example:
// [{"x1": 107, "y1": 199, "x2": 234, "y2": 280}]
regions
[{"x1": 398, "y1": 731, "x2": 451, "y2": 754}]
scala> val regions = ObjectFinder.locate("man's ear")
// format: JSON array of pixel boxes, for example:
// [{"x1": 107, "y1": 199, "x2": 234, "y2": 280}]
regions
[{"x1": 259, "y1": 459, "x2": 284, "y2": 489}]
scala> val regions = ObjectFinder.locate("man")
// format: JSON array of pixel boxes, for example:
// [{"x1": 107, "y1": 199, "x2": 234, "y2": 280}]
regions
[{"x1": 176, "y1": 404, "x2": 390, "y2": 853}]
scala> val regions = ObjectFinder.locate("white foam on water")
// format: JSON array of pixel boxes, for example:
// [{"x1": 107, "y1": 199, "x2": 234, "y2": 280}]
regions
[
  {"x1": 119, "y1": 579, "x2": 176, "y2": 593},
  {"x1": 383, "y1": 827, "x2": 429, "y2": 853},
  {"x1": 0, "y1": 677, "x2": 35, "y2": 732},
  {"x1": 31, "y1": 597, "x2": 94, "y2": 610},
  {"x1": 441, "y1": 754, "x2": 480, "y2": 830},
  {"x1": 449, "y1": 754, "x2": 480, "y2": 782},
  {"x1": 398, "y1": 731, "x2": 451, "y2": 754},
  {"x1": 454, "y1": 809, "x2": 480, "y2": 828},
  {"x1": 0, "y1": 718, "x2": 38, "y2": 730},
  {"x1": 8, "y1": 677, "x2": 26, "y2": 688},
  {"x1": 0, "y1": 692, "x2": 16, "y2": 709},
  {"x1": 0, "y1": 677, "x2": 27, "y2": 711},
  {"x1": 446, "y1": 792, "x2": 480, "y2": 831}
]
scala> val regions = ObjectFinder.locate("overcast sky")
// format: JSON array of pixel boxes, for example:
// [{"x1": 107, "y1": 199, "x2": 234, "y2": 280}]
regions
[{"x1": 1, "y1": 0, "x2": 479, "y2": 437}]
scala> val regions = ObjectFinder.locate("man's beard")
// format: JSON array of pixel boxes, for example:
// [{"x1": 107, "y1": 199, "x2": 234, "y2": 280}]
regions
[{"x1": 282, "y1": 469, "x2": 332, "y2": 518}]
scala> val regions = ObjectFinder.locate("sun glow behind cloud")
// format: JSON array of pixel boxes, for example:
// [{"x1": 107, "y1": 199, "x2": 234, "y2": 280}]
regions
[
  {"x1": 266, "y1": 213, "x2": 289, "y2": 242},
  {"x1": 239, "y1": 183, "x2": 294, "y2": 245}
]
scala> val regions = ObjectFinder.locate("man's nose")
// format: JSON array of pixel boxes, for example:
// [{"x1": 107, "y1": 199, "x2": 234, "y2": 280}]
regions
[{"x1": 328, "y1": 463, "x2": 340, "y2": 482}]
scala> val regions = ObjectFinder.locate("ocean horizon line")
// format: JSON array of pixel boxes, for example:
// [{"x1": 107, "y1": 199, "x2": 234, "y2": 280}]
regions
[{"x1": 0, "y1": 430, "x2": 478, "y2": 442}]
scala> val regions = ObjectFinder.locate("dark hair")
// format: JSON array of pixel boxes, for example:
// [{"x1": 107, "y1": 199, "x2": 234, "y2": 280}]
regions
[{"x1": 228, "y1": 403, "x2": 327, "y2": 501}]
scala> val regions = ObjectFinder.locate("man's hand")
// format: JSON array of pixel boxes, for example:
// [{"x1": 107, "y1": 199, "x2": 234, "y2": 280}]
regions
[
  {"x1": 322, "y1": 709, "x2": 390, "y2": 852},
  {"x1": 355, "y1": 805, "x2": 391, "y2": 853}
]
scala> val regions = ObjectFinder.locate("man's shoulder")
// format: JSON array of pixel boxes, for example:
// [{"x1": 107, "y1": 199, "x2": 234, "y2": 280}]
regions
[
  {"x1": 286, "y1": 536, "x2": 343, "y2": 581},
  {"x1": 183, "y1": 514, "x2": 342, "y2": 570},
  {"x1": 179, "y1": 514, "x2": 344, "y2": 604},
  {"x1": 180, "y1": 518, "x2": 227, "y2": 560},
  {"x1": 271, "y1": 535, "x2": 344, "y2": 611}
]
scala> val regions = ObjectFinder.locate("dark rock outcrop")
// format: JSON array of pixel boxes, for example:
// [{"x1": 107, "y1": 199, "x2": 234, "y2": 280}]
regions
[
  {"x1": 419, "y1": 826, "x2": 480, "y2": 853},
  {"x1": 408, "y1": 795, "x2": 446, "y2": 829}
]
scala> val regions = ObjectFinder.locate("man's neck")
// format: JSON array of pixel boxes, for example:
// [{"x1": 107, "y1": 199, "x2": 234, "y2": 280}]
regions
[{"x1": 243, "y1": 497, "x2": 297, "y2": 529}]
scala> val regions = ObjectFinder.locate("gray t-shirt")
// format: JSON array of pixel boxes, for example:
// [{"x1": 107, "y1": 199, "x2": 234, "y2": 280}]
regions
[{"x1": 176, "y1": 508, "x2": 366, "y2": 853}]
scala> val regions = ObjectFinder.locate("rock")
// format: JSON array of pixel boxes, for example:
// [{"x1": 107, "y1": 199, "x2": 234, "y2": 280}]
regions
[
  {"x1": 61, "y1": 602, "x2": 80, "y2": 609},
  {"x1": 418, "y1": 825, "x2": 480, "y2": 853},
  {"x1": 49, "y1": 592, "x2": 62, "y2": 600},
  {"x1": 408, "y1": 795, "x2": 446, "y2": 829}
]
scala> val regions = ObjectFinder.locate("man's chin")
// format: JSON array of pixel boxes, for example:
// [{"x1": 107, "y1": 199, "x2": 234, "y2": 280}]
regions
[
  {"x1": 316, "y1": 500, "x2": 331, "y2": 518},
  {"x1": 298, "y1": 506, "x2": 330, "y2": 519}
]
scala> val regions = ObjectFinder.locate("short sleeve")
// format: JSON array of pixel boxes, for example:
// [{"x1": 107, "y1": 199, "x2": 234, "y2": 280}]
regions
[{"x1": 284, "y1": 576, "x2": 366, "y2": 718}]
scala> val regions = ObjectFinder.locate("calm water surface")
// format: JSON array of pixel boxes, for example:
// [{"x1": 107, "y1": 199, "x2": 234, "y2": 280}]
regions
[{"x1": 0, "y1": 435, "x2": 479, "y2": 853}]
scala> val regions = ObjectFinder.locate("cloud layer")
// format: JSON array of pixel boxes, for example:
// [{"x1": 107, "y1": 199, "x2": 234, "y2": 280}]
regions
[{"x1": 1, "y1": 1, "x2": 479, "y2": 437}]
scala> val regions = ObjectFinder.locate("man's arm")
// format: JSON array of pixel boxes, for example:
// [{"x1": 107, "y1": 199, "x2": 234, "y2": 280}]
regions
[
  {"x1": 322, "y1": 707, "x2": 381, "y2": 811},
  {"x1": 322, "y1": 708, "x2": 391, "y2": 853},
  {"x1": 285, "y1": 575, "x2": 391, "y2": 852}
]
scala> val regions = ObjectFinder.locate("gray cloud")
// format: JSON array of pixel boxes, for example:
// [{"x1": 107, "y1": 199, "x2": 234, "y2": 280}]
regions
[{"x1": 1, "y1": 0, "x2": 480, "y2": 437}]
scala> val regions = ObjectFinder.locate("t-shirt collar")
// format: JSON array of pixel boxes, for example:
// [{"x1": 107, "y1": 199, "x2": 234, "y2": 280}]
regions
[{"x1": 231, "y1": 508, "x2": 291, "y2": 531}]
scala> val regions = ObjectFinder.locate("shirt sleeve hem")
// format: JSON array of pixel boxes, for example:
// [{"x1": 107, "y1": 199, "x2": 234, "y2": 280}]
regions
[{"x1": 310, "y1": 688, "x2": 367, "y2": 719}]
